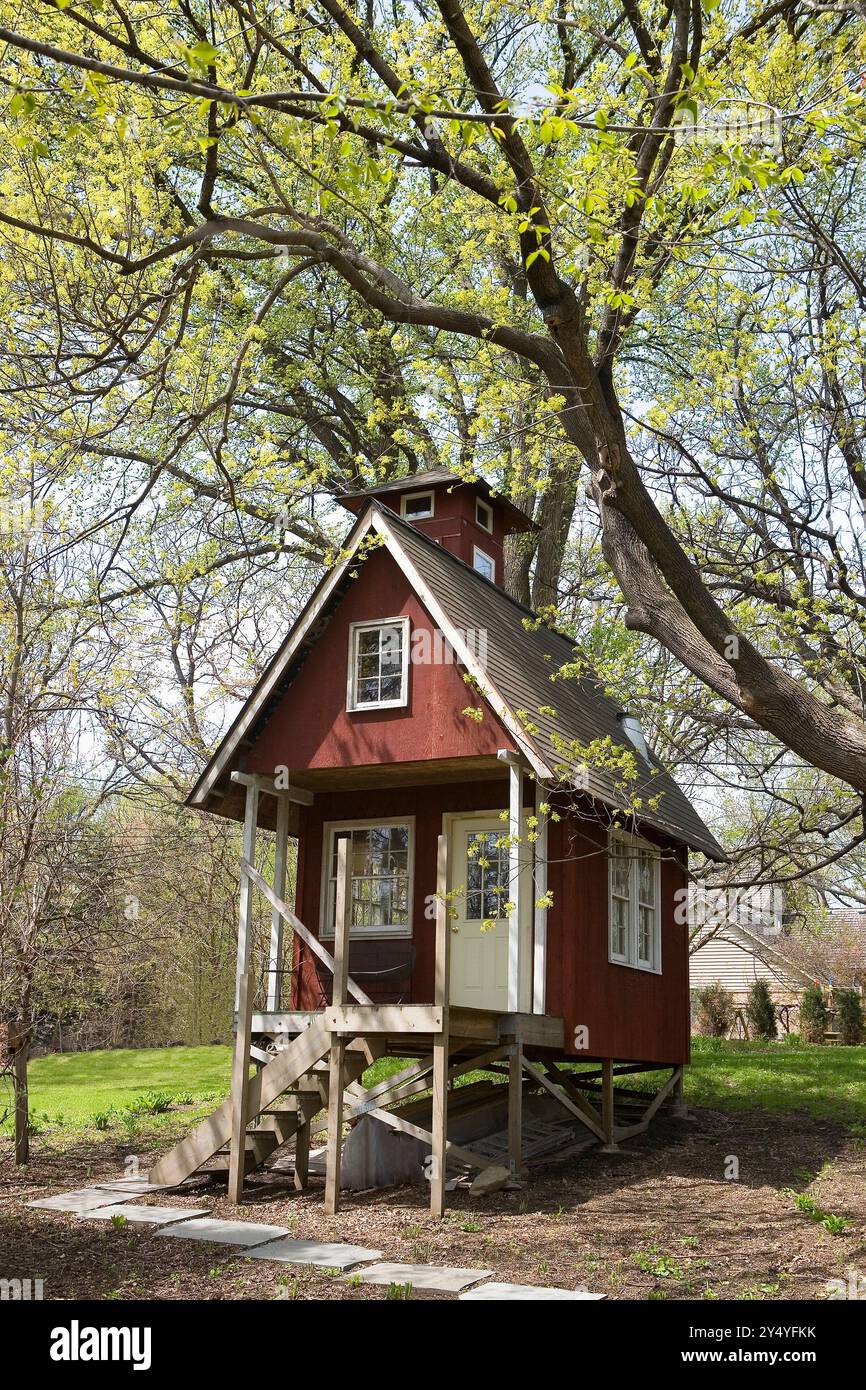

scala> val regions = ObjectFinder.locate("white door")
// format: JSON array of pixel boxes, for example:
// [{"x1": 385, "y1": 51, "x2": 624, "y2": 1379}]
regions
[{"x1": 448, "y1": 816, "x2": 532, "y2": 1012}]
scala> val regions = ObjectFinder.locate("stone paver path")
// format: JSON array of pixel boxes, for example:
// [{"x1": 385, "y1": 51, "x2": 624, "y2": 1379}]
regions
[
  {"x1": 27, "y1": 1188, "x2": 139, "y2": 1216},
  {"x1": 459, "y1": 1280, "x2": 605, "y2": 1301},
  {"x1": 86, "y1": 1203, "x2": 211, "y2": 1226},
  {"x1": 241, "y1": 1237, "x2": 382, "y2": 1269},
  {"x1": 154, "y1": 1217, "x2": 289, "y2": 1247},
  {"x1": 347, "y1": 1261, "x2": 492, "y2": 1293}
]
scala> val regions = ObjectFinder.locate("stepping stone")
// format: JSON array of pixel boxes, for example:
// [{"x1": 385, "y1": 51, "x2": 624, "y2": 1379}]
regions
[
  {"x1": 459, "y1": 1281, "x2": 605, "y2": 1301},
  {"x1": 241, "y1": 1238, "x2": 382, "y2": 1270},
  {"x1": 90, "y1": 1177, "x2": 201, "y2": 1194},
  {"x1": 347, "y1": 1262, "x2": 492, "y2": 1293},
  {"x1": 86, "y1": 1204, "x2": 211, "y2": 1226},
  {"x1": 154, "y1": 1217, "x2": 289, "y2": 1247},
  {"x1": 27, "y1": 1189, "x2": 139, "y2": 1215}
]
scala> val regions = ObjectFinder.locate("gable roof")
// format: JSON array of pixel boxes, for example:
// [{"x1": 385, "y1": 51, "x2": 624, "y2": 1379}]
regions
[
  {"x1": 691, "y1": 919, "x2": 814, "y2": 987},
  {"x1": 338, "y1": 467, "x2": 537, "y2": 532},
  {"x1": 188, "y1": 500, "x2": 725, "y2": 860}
]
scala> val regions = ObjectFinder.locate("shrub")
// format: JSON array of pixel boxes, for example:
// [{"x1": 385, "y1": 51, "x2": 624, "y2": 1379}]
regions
[
  {"x1": 835, "y1": 989, "x2": 865, "y2": 1046},
  {"x1": 800, "y1": 985, "x2": 828, "y2": 1044},
  {"x1": 694, "y1": 983, "x2": 734, "y2": 1037},
  {"x1": 747, "y1": 979, "x2": 777, "y2": 1040},
  {"x1": 127, "y1": 1090, "x2": 173, "y2": 1116}
]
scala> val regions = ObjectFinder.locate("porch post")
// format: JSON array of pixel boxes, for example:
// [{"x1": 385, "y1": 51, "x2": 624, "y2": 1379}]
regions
[
  {"x1": 430, "y1": 832, "x2": 451, "y2": 1217},
  {"x1": 228, "y1": 970, "x2": 253, "y2": 1203},
  {"x1": 235, "y1": 778, "x2": 260, "y2": 1013},
  {"x1": 507, "y1": 1037, "x2": 523, "y2": 1174},
  {"x1": 266, "y1": 795, "x2": 290, "y2": 1011},
  {"x1": 601, "y1": 1057, "x2": 620, "y2": 1152},
  {"x1": 532, "y1": 779, "x2": 548, "y2": 1015},
  {"x1": 324, "y1": 836, "x2": 351, "y2": 1216},
  {"x1": 506, "y1": 754, "x2": 524, "y2": 1013}
]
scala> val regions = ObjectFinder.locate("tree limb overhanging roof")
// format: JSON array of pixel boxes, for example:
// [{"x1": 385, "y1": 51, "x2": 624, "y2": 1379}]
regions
[{"x1": 187, "y1": 500, "x2": 725, "y2": 861}]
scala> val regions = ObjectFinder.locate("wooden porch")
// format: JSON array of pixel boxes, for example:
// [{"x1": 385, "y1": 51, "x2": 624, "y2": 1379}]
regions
[{"x1": 148, "y1": 768, "x2": 686, "y2": 1215}]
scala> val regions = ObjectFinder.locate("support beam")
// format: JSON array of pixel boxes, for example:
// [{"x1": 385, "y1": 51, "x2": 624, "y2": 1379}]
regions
[
  {"x1": 324, "y1": 838, "x2": 351, "y2": 1216},
  {"x1": 670, "y1": 1066, "x2": 687, "y2": 1119},
  {"x1": 601, "y1": 1058, "x2": 620, "y2": 1153},
  {"x1": 508, "y1": 1039, "x2": 523, "y2": 1174},
  {"x1": 266, "y1": 795, "x2": 290, "y2": 1012},
  {"x1": 532, "y1": 780, "x2": 548, "y2": 1015},
  {"x1": 521, "y1": 1057, "x2": 606, "y2": 1142},
  {"x1": 235, "y1": 780, "x2": 259, "y2": 1013},
  {"x1": 228, "y1": 972, "x2": 253, "y2": 1204},
  {"x1": 231, "y1": 770, "x2": 314, "y2": 804},
  {"x1": 430, "y1": 832, "x2": 452, "y2": 1217}
]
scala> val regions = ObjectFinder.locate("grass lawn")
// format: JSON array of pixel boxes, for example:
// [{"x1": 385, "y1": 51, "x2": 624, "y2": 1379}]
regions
[
  {"x1": 8, "y1": 1044, "x2": 232, "y2": 1131},
  {"x1": 5, "y1": 1037, "x2": 864, "y2": 1142}
]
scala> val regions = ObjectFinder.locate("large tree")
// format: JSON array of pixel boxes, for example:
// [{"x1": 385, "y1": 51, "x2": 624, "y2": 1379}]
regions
[{"x1": 1, "y1": 0, "x2": 865, "y2": 804}]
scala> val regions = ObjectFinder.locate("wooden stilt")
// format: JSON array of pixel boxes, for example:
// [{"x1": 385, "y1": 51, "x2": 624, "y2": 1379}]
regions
[
  {"x1": 508, "y1": 1039, "x2": 523, "y2": 1175},
  {"x1": 671, "y1": 1065, "x2": 687, "y2": 1118},
  {"x1": 293, "y1": 1098, "x2": 310, "y2": 1192},
  {"x1": 324, "y1": 838, "x2": 351, "y2": 1216},
  {"x1": 430, "y1": 832, "x2": 451, "y2": 1218},
  {"x1": 228, "y1": 971, "x2": 253, "y2": 1203},
  {"x1": 601, "y1": 1057, "x2": 620, "y2": 1152}
]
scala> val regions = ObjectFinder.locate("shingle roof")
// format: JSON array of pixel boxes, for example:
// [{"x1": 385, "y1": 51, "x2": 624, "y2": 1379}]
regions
[
  {"x1": 188, "y1": 497, "x2": 725, "y2": 859},
  {"x1": 383, "y1": 505, "x2": 725, "y2": 860}
]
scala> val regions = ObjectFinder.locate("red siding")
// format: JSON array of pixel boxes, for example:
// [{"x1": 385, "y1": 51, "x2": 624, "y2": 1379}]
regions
[
  {"x1": 289, "y1": 781, "x2": 690, "y2": 1064},
  {"x1": 291, "y1": 781, "x2": 525, "y2": 1009},
  {"x1": 546, "y1": 816, "x2": 690, "y2": 1064},
  {"x1": 247, "y1": 547, "x2": 513, "y2": 775}
]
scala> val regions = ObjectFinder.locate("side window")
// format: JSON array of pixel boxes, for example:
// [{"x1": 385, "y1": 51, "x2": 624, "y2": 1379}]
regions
[
  {"x1": 608, "y1": 832, "x2": 661, "y2": 971},
  {"x1": 347, "y1": 618, "x2": 409, "y2": 711}
]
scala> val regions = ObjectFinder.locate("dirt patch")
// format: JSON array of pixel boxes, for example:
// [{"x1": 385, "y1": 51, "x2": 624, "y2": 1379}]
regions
[{"x1": 1, "y1": 1107, "x2": 863, "y2": 1301}]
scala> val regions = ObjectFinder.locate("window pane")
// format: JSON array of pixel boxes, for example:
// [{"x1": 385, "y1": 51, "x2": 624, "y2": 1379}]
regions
[
  {"x1": 466, "y1": 890, "x2": 483, "y2": 920},
  {"x1": 639, "y1": 852, "x2": 656, "y2": 904},
  {"x1": 380, "y1": 675, "x2": 402, "y2": 701},
  {"x1": 356, "y1": 677, "x2": 380, "y2": 704},
  {"x1": 329, "y1": 823, "x2": 411, "y2": 935},
  {"x1": 639, "y1": 905, "x2": 654, "y2": 964},
  {"x1": 357, "y1": 629, "x2": 380, "y2": 656}
]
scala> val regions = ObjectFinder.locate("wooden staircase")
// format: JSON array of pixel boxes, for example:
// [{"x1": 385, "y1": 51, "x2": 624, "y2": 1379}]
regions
[
  {"x1": 148, "y1": 1019, "x2": 335, "y2": 1187},
  {"x1": 148, "y1": 1019, "x2": 384, "y2": 1188}
]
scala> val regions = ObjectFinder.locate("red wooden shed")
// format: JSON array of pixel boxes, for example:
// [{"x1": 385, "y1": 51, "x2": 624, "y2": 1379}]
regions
[{"x1": 150, "y1": 470, "x2": 723, "y2": 1213}]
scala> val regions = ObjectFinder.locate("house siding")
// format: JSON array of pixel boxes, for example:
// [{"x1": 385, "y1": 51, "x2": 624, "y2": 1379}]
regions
[{"x1": 246, "y1": 546, "x2": 514, "y2": 775}]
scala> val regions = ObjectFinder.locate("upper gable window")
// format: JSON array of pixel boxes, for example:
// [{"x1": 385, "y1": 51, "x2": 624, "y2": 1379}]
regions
[
  {"x1": 400, "y1": 490, "x2": 435, "y2": 521},
  {"x1": 473, "y1": 546, "x2": 495, "y2": 583},
  {"x1": 347, "y1": 617, "x2": 410, "y2": 711},
  {"x1": 476, "y1": 497, "x2": 493, "y2": 533},
  {"x1": 608, "y1": 830, "x2": 661, "y2": 973}
]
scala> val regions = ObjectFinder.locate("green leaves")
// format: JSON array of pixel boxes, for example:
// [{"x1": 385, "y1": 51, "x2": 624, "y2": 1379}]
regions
[{"x1": 183, "y1": 40, "x2": 220, "y2": 73}]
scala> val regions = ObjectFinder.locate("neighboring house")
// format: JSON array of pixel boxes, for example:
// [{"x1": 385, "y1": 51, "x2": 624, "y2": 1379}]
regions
[
  {"x1": 151, "y1": 469, "x2": 723, "y2": 1213},
  {"x1": 690, "y1": 920, "x2": 813, "y2": 1032}
]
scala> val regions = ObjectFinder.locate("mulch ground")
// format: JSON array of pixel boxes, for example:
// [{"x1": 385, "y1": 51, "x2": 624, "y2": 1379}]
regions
[{"x1": 1, "y1": 1107, "x2": 864, "y2": 1301}]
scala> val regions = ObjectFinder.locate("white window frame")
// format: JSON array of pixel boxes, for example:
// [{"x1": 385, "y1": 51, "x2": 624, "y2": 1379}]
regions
[
  {"x1": 607, "y1": 830, "x2": 662, "y2": 974},
  {"x1": 320, "y1": 817, "x2": 415, "y2": 940},
  {"x1": 400, "y1": 489, "x2": 435, "y2": 521},
  {"x1": 346, "y1": 616, "x2": 410, "y2": 712},
  {"x1": 475, "y1": 496, "x2": 493, "y2": 533},
  {"x1": 472, "y1": 546, "x2": 495, "y2": 582}
]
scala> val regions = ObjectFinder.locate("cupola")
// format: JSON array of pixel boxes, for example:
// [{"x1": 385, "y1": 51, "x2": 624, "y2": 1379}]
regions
[{"x1": 338, "y1": 468, "x2": 536, "y2": 588}]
